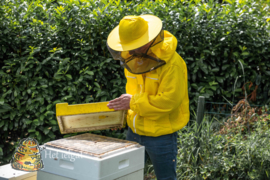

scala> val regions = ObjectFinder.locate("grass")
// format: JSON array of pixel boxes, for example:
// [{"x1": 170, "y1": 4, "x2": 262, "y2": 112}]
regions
[{"x1": 177, "y1": 108, "x2": 270, "y2": 179}]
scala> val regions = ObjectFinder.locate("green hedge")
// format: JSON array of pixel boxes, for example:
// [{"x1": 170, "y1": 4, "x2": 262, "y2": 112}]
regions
[{"x1": 0, "y1": 0, "x2": 269, "y2": 165}]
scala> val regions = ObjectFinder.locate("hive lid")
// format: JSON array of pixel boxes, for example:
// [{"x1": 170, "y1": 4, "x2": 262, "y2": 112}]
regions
[
  {"x1": 56, "y1": 102, "x2": 127, "y2": 134},
  {"x1": 45, "y1": 133, "x2": 140, "y2": 158}
]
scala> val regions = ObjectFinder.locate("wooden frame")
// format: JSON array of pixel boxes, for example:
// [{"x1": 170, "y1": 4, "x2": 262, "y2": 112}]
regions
[{"x1": 56, "y1": 102, "x2": 127, "y2": 134}]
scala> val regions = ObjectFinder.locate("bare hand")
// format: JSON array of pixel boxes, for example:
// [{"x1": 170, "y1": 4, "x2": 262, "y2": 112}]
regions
[{"x1": 107, "y1": 94, "x2": 132, "y2": 110}]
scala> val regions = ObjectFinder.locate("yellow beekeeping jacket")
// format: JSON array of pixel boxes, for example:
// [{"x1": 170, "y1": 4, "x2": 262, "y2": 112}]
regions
[{"x1": 125, "y1": 30, "x2": 190, "y2": 137}]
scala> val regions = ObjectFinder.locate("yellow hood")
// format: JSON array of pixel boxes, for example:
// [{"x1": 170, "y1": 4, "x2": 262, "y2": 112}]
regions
[{"x1": 150, "y1": 30, "x2": 178, "y2": 63}]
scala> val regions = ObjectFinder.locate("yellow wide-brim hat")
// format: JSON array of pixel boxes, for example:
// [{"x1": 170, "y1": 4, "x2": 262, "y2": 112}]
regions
[{"x1": 107, "y1": 14, "x2": 162, "y2": 51}]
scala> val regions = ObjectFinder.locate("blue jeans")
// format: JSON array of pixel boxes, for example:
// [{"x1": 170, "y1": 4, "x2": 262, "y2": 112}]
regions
[{"x1": 126, "y1": 127, "x2": 178, "y2": 180}]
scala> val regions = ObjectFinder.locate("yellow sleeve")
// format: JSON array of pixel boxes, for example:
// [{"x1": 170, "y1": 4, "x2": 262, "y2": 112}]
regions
[{"x1": 129, "y1": 64, "x2": 186, "y2": 118}]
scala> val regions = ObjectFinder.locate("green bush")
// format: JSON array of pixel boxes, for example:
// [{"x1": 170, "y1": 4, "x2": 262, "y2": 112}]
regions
[{"x1": 0, "y1": 0, "x2": 269, "y2": 165}]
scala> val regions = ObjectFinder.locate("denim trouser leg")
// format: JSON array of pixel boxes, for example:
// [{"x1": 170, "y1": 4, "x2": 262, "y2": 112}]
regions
[{"x1": 126, "y1": 127, "x2": 178, "y2": 180}]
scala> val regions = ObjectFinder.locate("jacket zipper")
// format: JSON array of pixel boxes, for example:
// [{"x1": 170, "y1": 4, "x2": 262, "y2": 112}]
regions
[
  {"x1": 133, "y1": 114, "x2": 137, "y2": 133},
  {"x1": 133, "y1": 83, "x2": 143, "y2": 133}
]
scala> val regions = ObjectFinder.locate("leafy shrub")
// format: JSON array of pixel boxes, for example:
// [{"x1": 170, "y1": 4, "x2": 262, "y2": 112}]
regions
[{"x1": 0, "y1": 0, "x2": 269, "y2": 165}]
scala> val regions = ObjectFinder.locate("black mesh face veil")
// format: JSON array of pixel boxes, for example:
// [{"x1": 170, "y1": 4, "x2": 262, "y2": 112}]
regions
[{"x1": 107, "y1": 30, "x2": 166, "y2": 74}]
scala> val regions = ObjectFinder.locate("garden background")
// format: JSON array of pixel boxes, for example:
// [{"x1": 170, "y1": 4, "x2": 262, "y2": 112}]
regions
[{"x1": 1, "y1": 0, "x2": 270, "y2": 179}]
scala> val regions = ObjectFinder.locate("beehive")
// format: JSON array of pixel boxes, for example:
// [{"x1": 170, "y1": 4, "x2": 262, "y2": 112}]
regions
[
  {"x1": 38, "y1": 133, "x2": 145, "y2": 180},
  {"x1": 44, "y1": 102, "x2": 144, "y2": 180},
  {"x1": 0, "y1": 164, "x2": 37, "y2": 180}
]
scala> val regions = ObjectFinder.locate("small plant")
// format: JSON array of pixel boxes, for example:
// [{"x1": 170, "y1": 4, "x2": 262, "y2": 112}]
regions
[{"x1": 219, "y1": 99, "x2": 270, "y2": 135}]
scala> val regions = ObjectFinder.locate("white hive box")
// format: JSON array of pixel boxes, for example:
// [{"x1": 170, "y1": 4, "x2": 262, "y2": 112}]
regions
[
  {"x1": 0, "y1": 164, "x2": 37, "y2": 180},
  {"x1": 37, "y1": 133, "x2": 144, "y2": 180}
]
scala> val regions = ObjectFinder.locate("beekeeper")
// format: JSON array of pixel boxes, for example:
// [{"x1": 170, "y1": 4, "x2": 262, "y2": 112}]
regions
[{"x1": 106, "y1": 15, "x2": 190, "y2": 180}]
